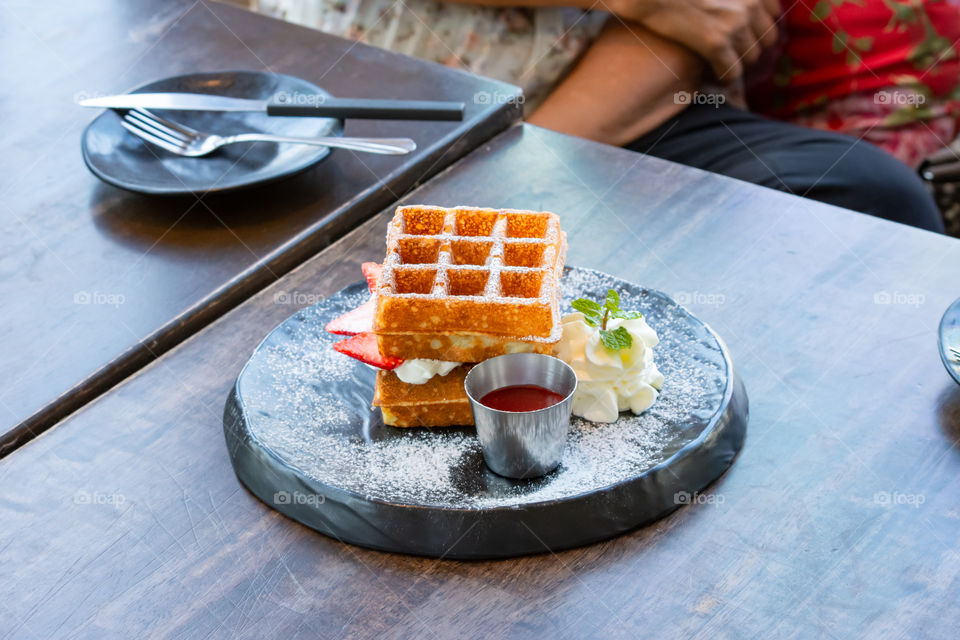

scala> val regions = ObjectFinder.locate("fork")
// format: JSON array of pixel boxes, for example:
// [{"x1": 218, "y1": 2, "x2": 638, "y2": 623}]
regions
[
  {"x1": 950, "y1": 346, "x2": 960, "y2": 361},
  {"x1": 120, "y1": 109, "x2": 417, "y2": 156}
]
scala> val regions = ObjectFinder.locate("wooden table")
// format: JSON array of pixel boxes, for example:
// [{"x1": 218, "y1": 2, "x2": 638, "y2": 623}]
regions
[
  {"x1": 2, "y1": 124, "x2": 959, "y2": 638},
  {"x1": 0, "y1": 0, "x2": 520, "y2": 454}
]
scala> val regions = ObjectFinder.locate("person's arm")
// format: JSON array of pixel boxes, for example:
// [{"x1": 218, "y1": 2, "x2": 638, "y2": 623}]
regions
[
  {"x1": 527, "y1": 19, "x2": 704, "y2": 147},
  {"x1": 438, "y1": 0, "x2": 778, "y2": 82}
]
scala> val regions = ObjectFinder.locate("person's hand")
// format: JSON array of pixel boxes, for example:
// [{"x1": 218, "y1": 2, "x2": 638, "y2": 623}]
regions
[{"x1": 606, "y1": 0, "x2": 780, "y2": 83}]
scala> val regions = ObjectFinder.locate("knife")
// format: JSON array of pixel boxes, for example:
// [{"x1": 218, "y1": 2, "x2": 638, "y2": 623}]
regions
[{"x1": 78, "y1": 92, "x2": 465, "y2": 121}]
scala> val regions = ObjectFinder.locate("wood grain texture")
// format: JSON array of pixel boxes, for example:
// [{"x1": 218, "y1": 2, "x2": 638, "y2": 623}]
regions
[
  {"x1": 2, "y1": 125, "x2": 960, "y2": 639},
  {"x1": 0, "y1": 0, "x2": 520, "y2": 454}
]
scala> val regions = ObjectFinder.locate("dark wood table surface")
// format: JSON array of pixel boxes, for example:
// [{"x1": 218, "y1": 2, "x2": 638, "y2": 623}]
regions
[
  {"x1": 0, "y1": 0, "x2": 520, "y2": 455},
  {"x1": 3, "y1": 124, "x2": 960, "y2": 639}
]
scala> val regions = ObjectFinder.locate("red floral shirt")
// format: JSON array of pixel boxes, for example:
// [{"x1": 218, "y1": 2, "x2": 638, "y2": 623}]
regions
[{"x1": 748, "y1": 0, "x2": 960, "y2": 167}]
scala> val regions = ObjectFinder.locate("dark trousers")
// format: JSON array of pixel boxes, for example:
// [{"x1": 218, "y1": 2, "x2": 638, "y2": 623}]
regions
[{"x1": 626, "y1": 103, "x2": 945, "y2": 233}]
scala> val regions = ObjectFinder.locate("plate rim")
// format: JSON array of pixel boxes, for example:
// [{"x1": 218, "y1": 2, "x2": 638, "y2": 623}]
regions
[{"x1": 938, "y1": 296, "x2": 960, "y2": 385}]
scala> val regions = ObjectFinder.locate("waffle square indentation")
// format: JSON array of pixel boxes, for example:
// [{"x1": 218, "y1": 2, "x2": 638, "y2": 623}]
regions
[
  {"x1": 448, "y1": 269, "x2": 489, "y2": 296},
  {"x1": 402, "y1": 206, "x2": 445, "y2": 235},
  {"x1": 399, "y1": 237, "x2": 441, "y2": 264},
  {"x1": 505, "y1": 211, "x2": 550, "y2": 238},
  {"x1": 454, "y1": 208, "x2": 498, "y2": 237},
  {"x1": 504, "y1": 241, "x2": 546, "y2": 267},
  {"x1": 450, "y1": 239, "x2": 493, "y2": 265},
  {"x1": 394, "y1": 267, "x2": 436, "y2": 294},
  {"x1": 501, "y1": 269, "x2": 543, "y2": 298}
]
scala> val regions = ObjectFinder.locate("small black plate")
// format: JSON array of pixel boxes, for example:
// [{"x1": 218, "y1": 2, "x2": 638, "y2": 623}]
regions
[
  {"x1": 939, "y1": 297, "x2": 960, "y2": 385},
  {"x1": 223, "y1": 267, "x2": 748, "y2": 559},
  {"x1": 81, "y1": 70, "x2": 343, "y2": 195}
]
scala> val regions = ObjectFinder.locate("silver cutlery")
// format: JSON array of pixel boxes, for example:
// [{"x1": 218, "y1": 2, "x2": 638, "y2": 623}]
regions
[
  {"x1": 950, "y1": 346, "x2": 960, "y2": 361},
  {"x1": 120, "y1": 109, "x2": 417, "y2": 156},
  {"x1": 81, "y1": 92, "x2": 464, "y2": 121}
]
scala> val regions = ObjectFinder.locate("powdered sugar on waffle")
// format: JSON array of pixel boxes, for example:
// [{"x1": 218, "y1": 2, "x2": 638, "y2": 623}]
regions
[
  {"x1": 375, "y1": 205, "x2": 567, "y2": 340},
  {"x1": 239, "y1": 267, "x2": 729, "y2": 509}
]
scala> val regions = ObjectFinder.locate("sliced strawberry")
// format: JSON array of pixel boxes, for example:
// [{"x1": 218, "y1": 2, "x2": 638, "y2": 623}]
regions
[
  {"x1": 325, "y1": 297, "x2": 375, "y2": 335},
  {"x1": 362, "y1": 262, "x2": 382, "y2": 293},
  {"x1": 332, "y1": 331, "x2": 402, "y2": 370},
  {"x1": 326, "y1": 263, "x2": 382, "y2": 335}
]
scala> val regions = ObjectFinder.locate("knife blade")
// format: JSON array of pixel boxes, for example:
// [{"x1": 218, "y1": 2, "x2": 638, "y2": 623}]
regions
[{"x1": 78, "y1": 92, "x2": 466, "y2": 121}]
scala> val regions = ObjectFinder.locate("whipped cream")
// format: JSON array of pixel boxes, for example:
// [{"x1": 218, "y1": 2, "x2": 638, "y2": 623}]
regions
[
  {"x1": 553, "y1": 312, "x2": 664, "y2": 423},
  {"x1": 394, "y1": 359, "x2": 461, "y2": 384}
]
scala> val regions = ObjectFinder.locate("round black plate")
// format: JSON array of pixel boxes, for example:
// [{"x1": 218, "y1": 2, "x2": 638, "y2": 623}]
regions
[
  {"x1": 81, "y1": 70, "x2": 343, "y2": 195},
  {"x1": 223, "y1": 267, "x2": 748, "y2": 559},
  {"x1": 939, "y1": 297, "x2": 960, "y2": 385}
]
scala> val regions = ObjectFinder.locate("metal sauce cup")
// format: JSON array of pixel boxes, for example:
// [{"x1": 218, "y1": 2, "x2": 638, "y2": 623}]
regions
[{"x1": 464, "y1": 353, "x2": 577, "y2": 479}]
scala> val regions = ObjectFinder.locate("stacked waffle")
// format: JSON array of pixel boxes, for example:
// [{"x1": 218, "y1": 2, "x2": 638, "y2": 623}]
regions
[{"x1": 328, "y1": 205, "x2": 567, "y2": 427}]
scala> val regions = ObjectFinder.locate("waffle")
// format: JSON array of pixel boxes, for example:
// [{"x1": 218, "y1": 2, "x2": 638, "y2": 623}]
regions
[
  {"x1": 373, "y1": 366, "x2": 474, "y2": 427},
  {"x1": 370, "y1": 205, "x2": 567, "y2": 427},
  {"x1": 373, "y1": 205, "x2": 567, "y2": 339}
]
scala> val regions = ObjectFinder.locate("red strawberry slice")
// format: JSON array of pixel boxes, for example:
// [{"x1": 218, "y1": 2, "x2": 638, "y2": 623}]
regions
[
  {"x1": 325, "y1": 297, "x2": 375, "y2": 335},
  {"x1": 332, "y1": 331, "x2": 402, "y2": 370},
  {"x1": 362, "y1": 262, "x2": 382, "y2": 293}
]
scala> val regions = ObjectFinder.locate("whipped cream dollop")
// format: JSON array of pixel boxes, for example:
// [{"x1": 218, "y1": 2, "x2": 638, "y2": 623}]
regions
[
  {"x1": 553, "y1": 312, "x2": 664, "y2": 423},
  {"x1": 394, "y1": 359, "x2": 461, "y2": 384}
]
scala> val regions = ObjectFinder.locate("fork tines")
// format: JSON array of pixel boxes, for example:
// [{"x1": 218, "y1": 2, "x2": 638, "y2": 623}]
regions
[{"x1": 120, "y1": 109, "x2": 195, "y2": 154}]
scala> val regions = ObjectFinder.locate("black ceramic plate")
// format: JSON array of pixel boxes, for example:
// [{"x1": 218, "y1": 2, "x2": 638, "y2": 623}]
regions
[
  {"x1": 939, "y1": 297, "x2": 960, "y2": 385},
  {"x1": 223, "y1": 267, "x2": 748, "y2": 559},
  {"x1": 81, "y1": 70, "x2": 343, "y2": 195}
]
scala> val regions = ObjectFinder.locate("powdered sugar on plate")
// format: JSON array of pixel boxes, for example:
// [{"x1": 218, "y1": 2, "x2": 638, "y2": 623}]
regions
[{"x1": 235, "y1": 267, "x2": 729, "y2": 509}]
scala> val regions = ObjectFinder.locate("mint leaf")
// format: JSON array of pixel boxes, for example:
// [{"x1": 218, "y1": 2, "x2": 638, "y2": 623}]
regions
[
  {"x1": 605, "y1": 289, "x2": 620, "y2": 310},
  {"x1": 572, "y1": 298, "x2": 602, "y2": 315},
  {"x1": 571, "y1": 289, "x2": 642, "y2": 350},
  {"x1": 572, "y1": 298, "x2": 603, "y2": 326},
  {"x1": 599, "y1": 326, "x2": 633, "y2": 351}
]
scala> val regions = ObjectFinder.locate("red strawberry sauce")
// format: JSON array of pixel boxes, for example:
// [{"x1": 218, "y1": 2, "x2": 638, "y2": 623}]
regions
[{"x1": 479, "y1": 385, "x2": 565, "y2": 412}]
